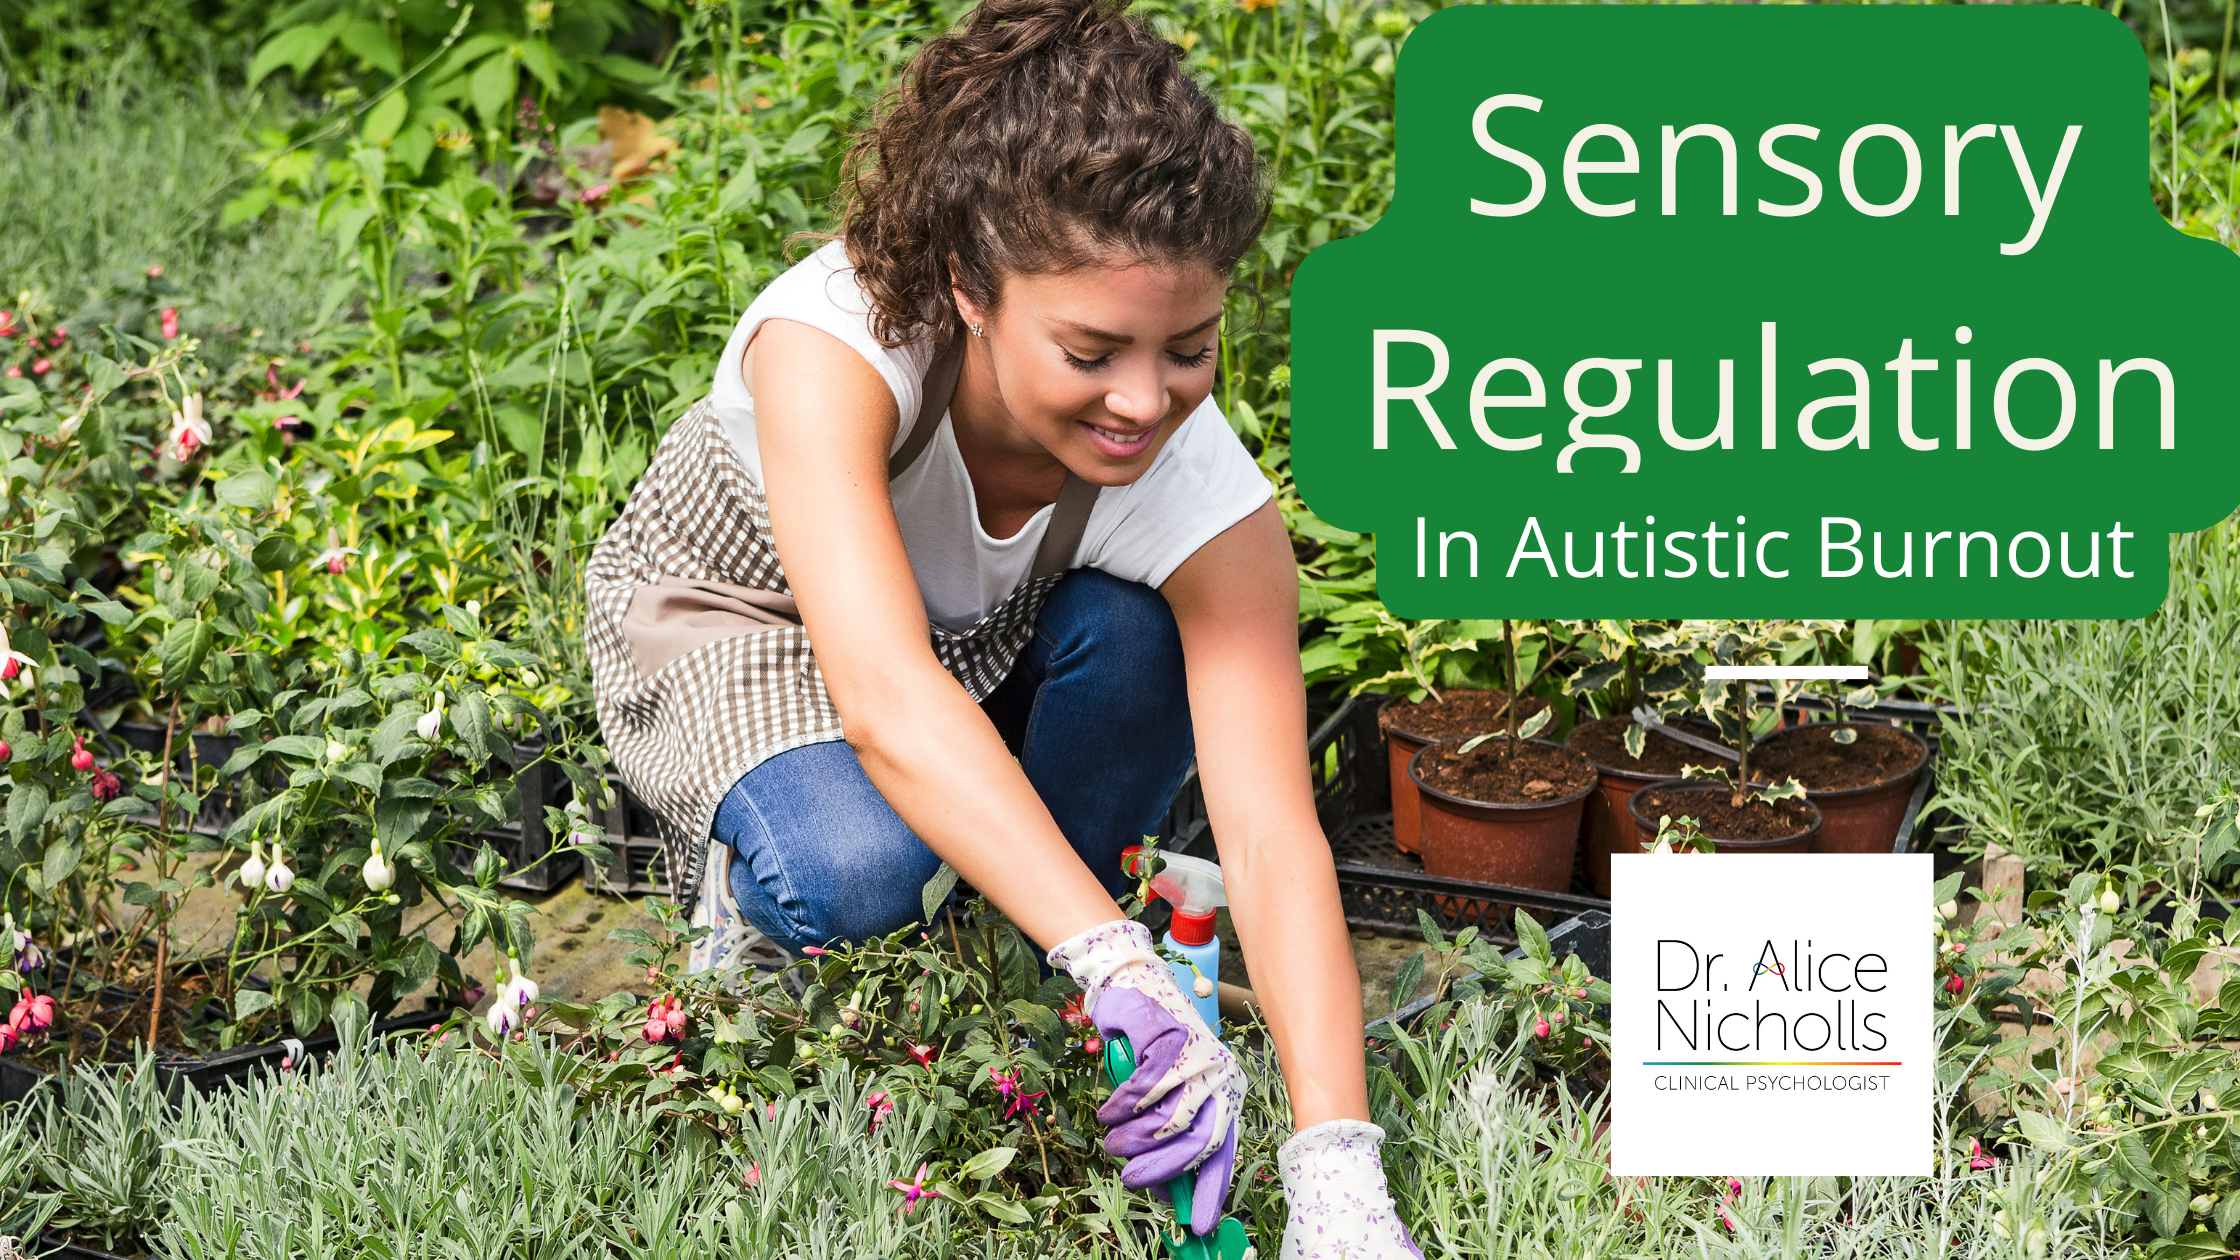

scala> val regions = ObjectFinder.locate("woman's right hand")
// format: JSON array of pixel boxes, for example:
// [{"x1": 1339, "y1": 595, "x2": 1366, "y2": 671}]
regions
[{"x1": 1050, "y1": 919, "x2": 1245, "y2": 1234}]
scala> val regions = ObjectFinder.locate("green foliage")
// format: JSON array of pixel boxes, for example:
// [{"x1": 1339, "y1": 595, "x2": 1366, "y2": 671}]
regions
[{"x1": 1920, "y1": 518, "x2": 2240, "y2": 891}]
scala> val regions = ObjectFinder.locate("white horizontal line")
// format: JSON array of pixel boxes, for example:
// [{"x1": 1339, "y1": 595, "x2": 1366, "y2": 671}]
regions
[{"x1": 1703, "y1": 666, "x2": 1869, "y2": 680}]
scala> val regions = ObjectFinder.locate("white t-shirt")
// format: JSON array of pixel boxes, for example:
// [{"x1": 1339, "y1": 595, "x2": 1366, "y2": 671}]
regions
[{"x1": 707, "y1": 241, "x2": 1274, "y2": 633}]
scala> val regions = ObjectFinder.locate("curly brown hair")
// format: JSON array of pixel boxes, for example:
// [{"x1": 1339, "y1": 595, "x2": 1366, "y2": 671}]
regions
[{"x1": 828, "y1": 0, "x2": 1267, "y2": 348}]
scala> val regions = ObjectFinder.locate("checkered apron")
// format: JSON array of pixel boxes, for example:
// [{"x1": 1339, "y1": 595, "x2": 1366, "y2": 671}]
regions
[{"x1": 585, "y1": 340, "x2": 1099, "y2": 915}]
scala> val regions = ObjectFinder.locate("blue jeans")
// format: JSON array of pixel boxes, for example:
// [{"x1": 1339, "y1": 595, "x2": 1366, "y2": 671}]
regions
[{"x1": 712, "y1": 569, "x2": 1197, "y2": 956}]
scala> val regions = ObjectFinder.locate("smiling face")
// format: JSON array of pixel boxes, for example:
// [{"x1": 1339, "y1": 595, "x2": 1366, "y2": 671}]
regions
[{"x1": 951, "y1": 257, "x2": 1227, "y2": 487}]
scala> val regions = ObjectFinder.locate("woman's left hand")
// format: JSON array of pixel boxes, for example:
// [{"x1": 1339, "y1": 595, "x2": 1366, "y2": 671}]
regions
[{"x1": 1276, "y1": 1120, "x2": 1425, "y2": 1260}]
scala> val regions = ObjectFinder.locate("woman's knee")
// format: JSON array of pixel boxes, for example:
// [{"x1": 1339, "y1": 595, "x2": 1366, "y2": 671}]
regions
[
  {"x1": 714, "y1": 742, "x2": 943, "y2": 948},
  {"x1": 1037, "y1": 568, "x2": 1186, "y2": 684}
]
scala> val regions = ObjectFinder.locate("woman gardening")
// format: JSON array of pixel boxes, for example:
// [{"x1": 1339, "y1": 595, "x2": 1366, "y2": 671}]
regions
[{"x1": 585, "y1": 0, "x2": 1418, "y2": 1253}]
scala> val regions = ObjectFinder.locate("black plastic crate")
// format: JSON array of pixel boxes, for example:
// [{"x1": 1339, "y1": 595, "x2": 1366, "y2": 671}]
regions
[{"x1": 583, "y1": 769, "x2": 670, "y2": 898}]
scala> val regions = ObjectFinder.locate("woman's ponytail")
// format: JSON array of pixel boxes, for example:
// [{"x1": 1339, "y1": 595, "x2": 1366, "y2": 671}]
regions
[{"x1": 833, "y1": 0, "x2": 1266, "y2": 347}]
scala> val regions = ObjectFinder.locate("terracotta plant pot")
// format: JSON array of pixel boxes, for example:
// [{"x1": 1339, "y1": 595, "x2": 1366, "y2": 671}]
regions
[
  {"x1": 1385, "y1": 722, "x2": 1432, "y2": 856},
  {"x1": 1565, "y1": 715, "x2": 1730, "y2": 897},
  {"x1": 1379, "y1": 689, "x2": 1541, "y2": 857},
  {"x1": 1627, "y1": 780, "x2": 1823, "y2": 854},
  {"x1": 1751, "y1": 723, "x2": 1930, "y2": 855},
  {"x1": 1409, "y1": 737, "x2": 1594, "y2": 894}
]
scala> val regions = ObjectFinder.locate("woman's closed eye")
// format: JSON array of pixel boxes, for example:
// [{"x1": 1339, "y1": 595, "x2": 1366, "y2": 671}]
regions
[{"x1": 1061, "y1": 343, "x2": 1217, "y2": 372}]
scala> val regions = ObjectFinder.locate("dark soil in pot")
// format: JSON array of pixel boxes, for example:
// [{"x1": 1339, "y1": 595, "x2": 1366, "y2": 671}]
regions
[
  {"x1": 1409, "y1": 736, "x2": 1593, "y2": 894},
  {"x1": 1379, "y1": 689, "x2": 1548, "y2": 856},
  {"x1": 1628, "y1": 781, "x2": 1822, "y2": 853},
  {"x1": 1750, "y1": 722, "x2": 1929, "y2": 855},
  {"x1": 1567, "y1": 715, "x2": 1731, "y2": 896}
]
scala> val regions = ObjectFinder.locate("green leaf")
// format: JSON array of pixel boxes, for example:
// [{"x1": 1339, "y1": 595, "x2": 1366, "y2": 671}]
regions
[
  {"x1": 1416, "y1": 908, "x2": 1447, "y2": 950},
  {"x1": 289, "y1": 985, "x2": 328, "y2": 1037},
  {"x1": 337, "y1": 19, "x2": 401, "y2": 76},
  {"x1": 38, "y1": 835, "x2": 80, "y2": 894},
  {"x1": 157, "y1": 618, "x2": 217, "y2": 685},
  {"x1": 1514, "y1": 908, "x2": 1554, "y2": 966},
  {"x1": 1388, "y1": 949, "x2": 1425, "y2": 1012},
  {"x1": 468, "y1": 53, "x2": 517, "y2": 131},
  {"x1": 8, "y1": 782, "x2": 48, "y2": 846},
  {"x1": 451, "y1": 691, "x2": 495, "y2": 764},
  {"x1": 249, "y1": 24, "x2": 339, "y2": 87},
  {"x1": 921, "y1": 862, "x2": 959, "y2": 924},
  {"x1": 970, "y1": 1193, "x2": 1031, "y2": 1224},
  {"x1": 2151, "y1": 1230, "x2": 2232, "y2": 1260},
  {"x1": 360, "y1": 91, "x2": 409, "y2": 148},
  {"x1": 234, "y1": 988, "x2": 275, "y2": 1020},
  {"x1": 82, "y1": 354, "x2": 126, "y2": 403},
  {"x1": 960, "y1": 1146, "x2": 1017, "y2": 1181},
  {"x1": 216, "y1": 470, "x2": 278, "y2": 510},
  {"x1": 2013, "y1": 1109, "x2": 2070, "y2": 1152},
  {"x1": 1517, "y1": 707, "x2": 1552, "y2": 739},
  {"x1": 1622, "y1": 722, "x2": 1648, "y2": 760}
]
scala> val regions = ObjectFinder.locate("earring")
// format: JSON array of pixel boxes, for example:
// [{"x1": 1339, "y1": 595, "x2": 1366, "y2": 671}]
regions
[{"x1": 968, "y1": 322, "x2": 984, "y2": 338}]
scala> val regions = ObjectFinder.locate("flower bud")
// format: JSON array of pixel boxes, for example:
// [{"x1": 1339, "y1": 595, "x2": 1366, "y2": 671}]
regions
[
  {"x1": 363, "y1": 848, "x2": 394, "y2": 892},
  {"x1": 326, "y1": 740, "x2": 349, "y2": 763},
  {"x1": 1938, "y1": 900, "x2": 1959, "y2": 921},
  {"x1": 1533, "y1": 1019, "x2": 1550, "y2": 1038},
  {"x1": 239, "y1": 841, "x2": 267, "y2": 890},
  {"x1": 2098, "y1": 885, "x2": 2121, "y2": 914},
  {"x1": 70, "y1": 744, "x2": 94, "y2": 772},
  {"x1": 1193, "y1": 975, "x2": 1214, "y2": 999}
]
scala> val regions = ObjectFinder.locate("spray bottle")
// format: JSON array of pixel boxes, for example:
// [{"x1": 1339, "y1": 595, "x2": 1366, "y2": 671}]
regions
[{"x1": 1148, "y1": 852, "x2": 1227, "y2": 1037}]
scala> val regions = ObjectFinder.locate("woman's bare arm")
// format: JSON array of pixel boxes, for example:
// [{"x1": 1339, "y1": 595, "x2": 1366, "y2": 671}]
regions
[
  {"x1": 750, "y1": 318, "x2": 1121, "y2": 949},
  {"x1": 1161, "y1": 498, "x2": 1372, "y2": 1129}
]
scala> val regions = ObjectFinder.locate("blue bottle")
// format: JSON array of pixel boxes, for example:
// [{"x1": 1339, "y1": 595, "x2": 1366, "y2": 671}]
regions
[{"x1": 1151, "y1": 852, "x2": 1228, "y2": 1037}]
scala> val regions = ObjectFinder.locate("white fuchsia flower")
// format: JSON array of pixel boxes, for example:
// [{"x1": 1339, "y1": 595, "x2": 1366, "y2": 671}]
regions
[
  {"x1": 416, "y1": 692, "x2": 446, "y2": 741},
  {"x1": 265, "y1": 849, "x2": 295, "y2": 893},
  {"x1": 313, "y1": 528, "x2": 360, "y2": 575},
  {"x1": 162, "y1": 394, "x2": 211, "y2": 462},
  {"x1": 238, "y1": 840, "x2": 267, "y2": 891},
  {"x1": 486, "y1": 994, "x2": 521, "y2": 1038},
  {"x1": 502, "y1": 953, "x2": 539, "y2": 1008},
  {"x1": 363, "y1": 843, "x2": 395, "y2": 892}
]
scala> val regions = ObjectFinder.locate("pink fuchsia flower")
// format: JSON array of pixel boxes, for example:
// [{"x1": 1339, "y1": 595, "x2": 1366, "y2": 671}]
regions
[
  {"x1": 1005, "y1": 1087, "x2": 1045, "y2": 1121},
  {"x1": 47, "y1": 330, "x2": 63, "y2": 347},
  {"x1": 1082, "y1": 1035, "x2": 1102, "y2": 1057},
  {"x1": 907, "y1": 1043, "x2": 938, "y2": 1068},
  {"x1": 162, "y1": 394, "x2": 210, "y2": 461},
  {"x1": 801, "y1": 946, "x2": 828, "y2": 956},
  {"x1": 866, "y1": 1090, "x2": 895, "y2": 1133},
  {"x1": 30, "y1": 359, "x2": 50, "y2": 375},
  {"x1": 1968, "y1": 1138, "x2": 1998, "y2": 1171},
  {"x1": 580, "y1": 182, "x2": 611, "y2": 203},
  {"x1": 10, "y1": 993, "x2": 56, "y2": 1033},
  {"x1": 0, "y1": 1021, "x2": 19, "y2": 1054},
  {"x1": 70, "y1": 735, "x2": 94, "y2": 772},
  {"x1": 0, "y1": 311, "x2": 14, "y2": 336},
  {"x1": 742, "y1": 1163, "x2": 760, "y2": 1187},
  {"x1": 262, "y1": 364, "x2": 304, "y2": 401},
  {"x1": 1945, "y1": 974, "x2": 1966, "y2": 996},
  {"x1": 313, "y1": 528, "x2": 360, "y2": 575},
  {"x1": 1533, "y1": 1019, "x2": 1551, "y2": 1038},
  {"x1": 4, "y1": 367, "x2": 19, "y2": 379},
  {"x1": 1059, "y1": 995, "x2": 1091, "y2": 1030},
  {"x1": 90, "y1": 769, "x2": 122, "y2": 803},
  {"x1": 147, "y1": 265, "x2": 163, "y2": 278},
  {"x1": 160, "y1": 308, "x2": 179, "y2": 340},
  {"x1": 888, "y1": 1164, "x2": 942, "y2": 1215}
]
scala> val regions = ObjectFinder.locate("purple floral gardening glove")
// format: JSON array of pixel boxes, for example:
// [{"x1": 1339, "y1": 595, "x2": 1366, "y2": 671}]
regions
[
  {"x1": 1048, "y1": 920, "x2": 1245, "y2": 1234},
  {"x1": 1276, "y1": 1120, "x2": 1425, "y2": 1259}
]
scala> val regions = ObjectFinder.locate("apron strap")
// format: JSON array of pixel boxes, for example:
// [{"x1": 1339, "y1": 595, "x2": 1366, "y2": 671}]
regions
[
  {"x1": 1031, "y1": 472, "x2": 1097, "y2": 580},
  {"x1": 887, "y1": 339, "x2": 965, "y2": 480},
  {"x1": 889, "y1": 336, "x2": 1099, "y2": 580}
]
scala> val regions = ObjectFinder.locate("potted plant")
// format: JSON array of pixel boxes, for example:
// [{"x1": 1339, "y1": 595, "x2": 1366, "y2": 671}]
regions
[
  {"x1": 1622, "y1": 620, "x2": 1838, "y2": 854},
  {"x1": 1560, "y1": 620, "x2": 1715, "y2": 894},
  {"x1": 1408, "y1": 620, "x2": 1597, "y2": 893},
  {"x1": 1304, "y1": 606, "x2": 1528, "y2": 855},
  {"x1": 1749, "y1": 674, "x2": 1930, "y2": 855}
]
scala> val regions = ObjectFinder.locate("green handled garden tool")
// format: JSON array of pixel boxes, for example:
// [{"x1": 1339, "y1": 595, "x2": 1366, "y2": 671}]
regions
[{"x1": 1101, "y1": 1034, "x2": 1255, "y2": 1260}]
